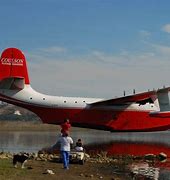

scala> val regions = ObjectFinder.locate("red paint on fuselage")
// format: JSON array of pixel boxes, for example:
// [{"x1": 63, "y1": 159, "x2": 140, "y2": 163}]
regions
[
  {"x1": 1, "y1": 93, "x2": 170, "y2": 132},
  {"x1": 1, "y1": 47, "x2": 170, "y2": 132}
]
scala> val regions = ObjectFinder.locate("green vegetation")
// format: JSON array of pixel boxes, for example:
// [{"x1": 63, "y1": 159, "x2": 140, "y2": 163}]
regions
[{"x1": 0, "y1": 159, "x2": 27, "y2": 180}]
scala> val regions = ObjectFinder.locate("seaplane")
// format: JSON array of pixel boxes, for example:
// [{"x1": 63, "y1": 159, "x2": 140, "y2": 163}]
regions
[{"x1": 0, "y1": 47, "x2": 170, "y2": 132}]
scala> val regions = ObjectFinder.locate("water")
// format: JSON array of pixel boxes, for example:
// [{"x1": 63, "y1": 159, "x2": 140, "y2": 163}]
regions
[
  {"x1": 1, "y1": 129, "x2": 170, "y2": 179},
  {"x1": 1, "y1": 130, "x2": 170, "y2": 154}
]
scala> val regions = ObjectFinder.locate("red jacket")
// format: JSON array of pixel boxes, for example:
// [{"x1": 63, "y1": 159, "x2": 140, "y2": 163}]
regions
[{"x1": 61, "y1": 122, "x2": 71, "y2": 134}]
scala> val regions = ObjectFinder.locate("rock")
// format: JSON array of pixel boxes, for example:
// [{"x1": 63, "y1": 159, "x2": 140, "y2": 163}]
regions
[
  {"x1": 35, "y1": 157, "x2": 42, "y2": 161},
  {"x1": 45, "y1": 169, "x2": 55, "y2": 175},
  {"x1": 158, "y1": 152, "x2": 167, "y2": 162},
  {"x1": 0, "y1": 152, "x2": 12, "y2": 159},
  {"x1": 0, "y1": 154, "x2": 8, "y2": 159},
  {"x1": 144, "y1": 154, "x2": 156, "y2": 161},
  {"x1": 90, "y1": 174, "x2": 94, "y2": 177},
  {"x1": 84, "y1": 153, "x2": 90, "y2": 159},
  {"x1": 79, "y1": 173, "x2": 84, "y2": 176}
]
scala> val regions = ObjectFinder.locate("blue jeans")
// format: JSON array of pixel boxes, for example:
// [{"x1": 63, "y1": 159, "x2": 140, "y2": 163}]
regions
[{"x1": 61, "y1": 151, "x2": 70, "y2": 169}]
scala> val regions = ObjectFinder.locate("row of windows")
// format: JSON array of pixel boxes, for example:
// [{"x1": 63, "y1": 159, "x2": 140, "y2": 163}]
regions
[
  {"x1": 29, "y1": 97, "x2": 86, "y2": 103},
  {"x1": 64, "y1": 100, "x2": 86, "y2": 103}
]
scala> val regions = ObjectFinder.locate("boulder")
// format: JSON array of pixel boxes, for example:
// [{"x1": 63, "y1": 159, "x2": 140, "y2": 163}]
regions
[{"x1": 157, "y1": 152, "x2": 167, "y2": 162}]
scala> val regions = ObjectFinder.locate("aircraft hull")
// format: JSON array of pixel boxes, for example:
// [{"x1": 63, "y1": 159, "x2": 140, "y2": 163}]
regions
[
  {"x1": 1, "y1": 48, "x2": 170, "y2": 132},
  {"x1": 1, "y1": 93, "x2": 170, "y2": 132}
]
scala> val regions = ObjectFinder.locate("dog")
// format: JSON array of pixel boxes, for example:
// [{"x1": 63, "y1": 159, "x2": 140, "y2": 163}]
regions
[{"x1": 13, "y1": 153, "x2": 29, "y2": 169}]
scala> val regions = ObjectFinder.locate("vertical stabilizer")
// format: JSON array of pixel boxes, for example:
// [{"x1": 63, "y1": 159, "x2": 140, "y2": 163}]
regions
[{"x1": 0, "y1": 48, "x2": 29, "y2": 84}]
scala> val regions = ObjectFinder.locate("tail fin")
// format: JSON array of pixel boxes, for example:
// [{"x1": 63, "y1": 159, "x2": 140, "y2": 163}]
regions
[{"x1": 0, "y1": 48, "x2": 29, "y2": 84}]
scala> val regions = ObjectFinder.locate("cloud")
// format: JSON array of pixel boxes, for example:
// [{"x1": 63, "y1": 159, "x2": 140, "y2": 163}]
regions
[
  {"x1": 162, "y1": 24, "x2": 170, "y2": 33},
  {"x1": 26, "y1": 45, "x2": 170, "y2": 98},
  {"x1": 38, "y1": 46, "x2": 67, "y2": 54},
  {"x1": 25, "y1": 46, "x2": 68, "y2": 64},
  {"x1": 139, "y1": 30, "x2": 151, "y2": 37},
  {"x1": 151, "y1": 43, "x2": 170, "y2": 56}
]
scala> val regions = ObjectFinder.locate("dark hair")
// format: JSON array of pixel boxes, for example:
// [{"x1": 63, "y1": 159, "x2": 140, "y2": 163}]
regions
[
  {"x1": 64, "y1": 118, "x2": 69, "y2": 123},
  {"x1": 62, "y1": 132, "x2": 68, "y2": 137}
]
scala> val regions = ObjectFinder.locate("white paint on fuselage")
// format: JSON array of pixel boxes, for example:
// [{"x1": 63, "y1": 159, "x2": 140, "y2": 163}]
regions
[
  {"x1": 0, "y1": 85, "x2": 159, "y2": 111},
  {"x1": 0, "y1": 85, "x2": 102, "y2": 108}
]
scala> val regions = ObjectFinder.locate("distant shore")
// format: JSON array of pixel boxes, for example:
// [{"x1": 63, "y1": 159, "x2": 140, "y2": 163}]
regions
[
  {"x1": 0, "y1": 121, "x2": 59, "y2": 131},
  {"x1": 0, "y1": 121, "x2": 95, "y2": 132}
]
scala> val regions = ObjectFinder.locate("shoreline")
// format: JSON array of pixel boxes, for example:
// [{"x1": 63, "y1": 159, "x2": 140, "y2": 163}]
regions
[
  {"x1": 0, "y1": 121, "x2": 169, "y2": 179},
  {"x1": 0, "y1": 158, "x2": 130, "y2": 180},
  {"x1": 0, "y1": 151, "x2": 166, "y2": 180},
  {"x1": 0, "y1": 121, "x2": 60, "y2": 131},
  {"x1": 0, "y1": 121, "x2": 98, "y2": 132}
]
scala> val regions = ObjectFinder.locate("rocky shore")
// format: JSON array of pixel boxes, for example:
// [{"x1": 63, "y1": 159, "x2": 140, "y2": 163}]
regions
[
  {"x1": 0, "y1": 121, "x2": 169, "y2": 179},
  {"x1": 0, "y1": 151, "x2": 168, "y2": 180}
]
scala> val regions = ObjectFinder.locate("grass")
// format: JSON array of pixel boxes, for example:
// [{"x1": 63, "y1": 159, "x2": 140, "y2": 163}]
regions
[
  {"x1": 0, "y1": 156, "x2": 137, "y2": 180},
  {"x1": 0, "y1": 159, "x2": 28, "y2": 180}
]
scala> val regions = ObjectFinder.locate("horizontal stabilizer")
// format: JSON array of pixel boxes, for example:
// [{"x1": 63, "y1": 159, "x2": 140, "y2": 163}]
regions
[{"x1": 0, "y1": 77, "x2": 24, "y2": 90}]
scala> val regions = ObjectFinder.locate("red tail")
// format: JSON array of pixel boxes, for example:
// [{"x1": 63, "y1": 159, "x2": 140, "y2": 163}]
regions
[{"x1": 0, "y1": 48, "x2": 29, "y2": 84}]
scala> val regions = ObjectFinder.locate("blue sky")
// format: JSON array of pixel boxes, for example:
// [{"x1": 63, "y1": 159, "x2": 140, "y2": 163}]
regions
[{"x1": 1, "y1": 0, "x2": 170, "y2": 98}]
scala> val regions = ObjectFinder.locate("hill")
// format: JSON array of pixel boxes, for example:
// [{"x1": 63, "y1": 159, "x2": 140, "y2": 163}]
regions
[{"x1": 0, "y1": 103, "x2": 41, "y2": 122}]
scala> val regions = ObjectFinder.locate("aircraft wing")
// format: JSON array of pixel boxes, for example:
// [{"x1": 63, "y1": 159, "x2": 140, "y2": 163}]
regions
[{"x1": 89, "y1": 90, "x2": 157, "y2": 107}]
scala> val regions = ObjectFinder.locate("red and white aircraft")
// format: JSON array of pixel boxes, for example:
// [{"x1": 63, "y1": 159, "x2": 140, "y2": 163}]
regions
[{"x1": 0, "y1": 47, "x2": 170, "y2": 132}]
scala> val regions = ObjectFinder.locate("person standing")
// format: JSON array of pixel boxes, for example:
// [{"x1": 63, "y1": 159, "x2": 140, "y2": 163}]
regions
[
  {"x1": 57, "y1": 133, "x2": 73, "y2": 169},
  {"x1": 61, "y1": 118, "x2": 71, "y2": 135}
]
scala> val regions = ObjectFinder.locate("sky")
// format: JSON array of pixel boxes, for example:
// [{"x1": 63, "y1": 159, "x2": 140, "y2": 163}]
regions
[{"x1": 1, "y1": 0, "x2": 170, "y2": 98}]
